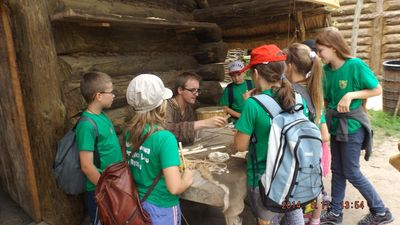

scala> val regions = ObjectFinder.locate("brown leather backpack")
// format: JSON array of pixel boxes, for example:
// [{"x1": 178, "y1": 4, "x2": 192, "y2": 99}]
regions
[{"x1": 95, "y1": 133, "x2": 161, "y2": 225}]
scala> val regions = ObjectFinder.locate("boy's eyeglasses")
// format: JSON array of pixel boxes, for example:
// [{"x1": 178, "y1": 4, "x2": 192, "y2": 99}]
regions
[
  {"x1": 183, "y1": 87, "x2": 201, "y2": 95},
  {"x1": 100, "y1": 91, "x2": 115, "y2": 95}
]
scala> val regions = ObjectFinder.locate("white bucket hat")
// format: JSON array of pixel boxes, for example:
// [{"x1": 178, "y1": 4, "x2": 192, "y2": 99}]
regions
[{"x1": 126, "y1": 74, "x2": 173, "y2": 113}]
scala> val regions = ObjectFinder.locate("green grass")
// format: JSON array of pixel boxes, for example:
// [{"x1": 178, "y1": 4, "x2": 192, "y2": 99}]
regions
[{"x1": 368, "y1": 110, "x2": 400, "y2": 139}]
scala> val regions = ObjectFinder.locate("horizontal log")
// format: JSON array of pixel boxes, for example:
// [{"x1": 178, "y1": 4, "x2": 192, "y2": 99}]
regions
[
  {"x1": 355, "y1": 37, "x2": 372, "y2": 46},
  {"x1": 339, "y1": 0, "x2": 375, "y2": 5},
  {"x1": 385, "y1": 17, "x2": 400, "y2": 26},
  {"x1": 383, "y1": 52, "x2": 400, "y2": 59},
  {"x1": 355, "y1": 45, "x2": 371, "y2": 53},
  {"x1": 193, "y1": 0, "x2": 325, "y2": 28},
  {"x1": 334, "y1": 13, "x2": 377, "y2": 23},
  {"x1": 331, "y1": 3, "x2": 375, "y2": 17},
  {"x1": 52, "y1": 22, "x2": 197, "y2": 54},
  {"x1": 383, "y1": 25, "x2": 400, "y2": 34},
  {"x1": 56, "y1": 0, "x2": 192, "y2": 21},
  {"x1": 193, "y1": 42, "x2": 228, "y2": 64},
  {"x1": 382, "y1": 34, "x2": 400, "y2": 44},
  {"x1": 196, "y1": 63, "x2": 225, "y2": 81},
  {"x1": 198, "y1": 81, "x2": 223, "y2": 104},
  {"x1": 51, "y1": 8, "x2": 219, "y2": 33},
  {"x1": 341, "y1": 28, "x2": 372, "y2": 38},
  {"x1": 382, "y1": 43, "x2": 400, "y2": 53},
  {"x1": 335, "y1": 20, "x2": 372, "y2": 30},
  {"x1": 384, "y1": 0, "x2": 400, "y2": 11},
  {"x1": 206, "y1": 0, "x2": 252, "y2": 7},
  {"x1": 58, "y1": 53, "x2": 199, "y2": 80}
]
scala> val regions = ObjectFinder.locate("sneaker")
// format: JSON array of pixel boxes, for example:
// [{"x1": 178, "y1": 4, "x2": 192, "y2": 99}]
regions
[
  {"x1": 357, "y1": 208, "x2": 394, "y2": 225},
  {"x1": 320, "y1": 211, "x2": 343, "y2": 225}
]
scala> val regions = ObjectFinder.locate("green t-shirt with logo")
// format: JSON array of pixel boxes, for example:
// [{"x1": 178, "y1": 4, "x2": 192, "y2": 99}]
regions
[
  {"x1": 76, "y1": 111, "x2": 123, "y2": 191},
  {"x1": 323, "y1": 58, "x2": 379, "y2": 134},
  {"x1": 219, "y1": 80, "x2": 255, "y2": 114},
  {"x1": 126, "y1": 127, "x2": 181, "y2": 208}
]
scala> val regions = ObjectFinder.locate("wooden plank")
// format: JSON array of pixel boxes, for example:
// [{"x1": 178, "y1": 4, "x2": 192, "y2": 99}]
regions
[
  {"x1": 51, "y1": 8, "x2": 220, "y2": 32},
  {"x1": 370, "y1": 0, "x2": 384, "y2": 75},
  {"x1": 296, "y1": 11, "x2": 306, "y2": 42},
  {"x1": 52, "y1": 23, "x2": 198, "y2": 54},
  {"x1": 0, "y1": 3, "x2": 41, "y2": 222},
  {"x1": 350, "y1": 0, "x2": 364, "y2": 55}
]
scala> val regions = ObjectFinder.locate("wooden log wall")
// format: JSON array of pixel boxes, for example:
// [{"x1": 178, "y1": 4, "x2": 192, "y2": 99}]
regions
[
  {"x1": 4, "y1": 0, "x2": 225, "y2": 224},
  {"x1": 193, "y1": 0, "x2": 333, "y2": 49},
  {"x1": 331, "y1": 0, "x2": 400, "y2": 75}
]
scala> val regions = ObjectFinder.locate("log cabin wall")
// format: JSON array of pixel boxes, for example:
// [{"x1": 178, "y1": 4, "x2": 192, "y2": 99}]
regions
[
  {"x1": 194, "y1": 0, "x2": 334, "y2": 49},
  {"x1": 331, "y1": 0, "x2": 400, "y2": 75},
  {"x1": 4, "y1": 0, "x2": 225, "y2": 224}
]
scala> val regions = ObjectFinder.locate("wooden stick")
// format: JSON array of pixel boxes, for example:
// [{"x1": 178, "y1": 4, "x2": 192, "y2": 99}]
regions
[
  {"x1": 179, "y1": 142, "x2": 187, "y2": 169},
  {"x1": 350, "y1": 0, "x2": 364, "y2": 55}
]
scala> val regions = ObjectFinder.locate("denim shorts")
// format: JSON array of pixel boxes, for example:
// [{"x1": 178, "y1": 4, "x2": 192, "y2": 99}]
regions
[{"x1": 142, "y1": 201, "x2": 181, "y2": 225}]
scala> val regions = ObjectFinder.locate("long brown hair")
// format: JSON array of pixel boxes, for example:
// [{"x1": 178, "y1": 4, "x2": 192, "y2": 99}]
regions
[
  {"x1": 253, "y1": 61, "x2": 295, "y2": 111},
  {"x1": 126, "y1": 101, "x2": 167, "y2": 148},
  {"x1": 315, "y1": 29, "x2": 352, "y2": 60},
  {"x1": 286, "y1": 43, "x2": 323, "y2": 124}
]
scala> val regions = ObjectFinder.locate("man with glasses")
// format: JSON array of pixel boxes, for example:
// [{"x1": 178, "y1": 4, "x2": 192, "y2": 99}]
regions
[{"x1": 166, "y1": 72, "x2": 227, "y2": 145}]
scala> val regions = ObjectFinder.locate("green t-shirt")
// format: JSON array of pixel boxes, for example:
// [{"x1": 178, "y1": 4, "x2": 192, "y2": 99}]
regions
[
  {"x1": 76, "y1": 111, "x2": 123, "y2": 191},
  {"x1": 323, "y1": 58, "x2": 379, "y2": 134},
  {"x1": 235, "y1": 89, "x2": 274, "y2": 187},
  {"x1": 219, "y1": 80, "x2": 255, "y2": 114},
  {"x1": 126, "y1": 127, "x2": 181, "y2": 208}
]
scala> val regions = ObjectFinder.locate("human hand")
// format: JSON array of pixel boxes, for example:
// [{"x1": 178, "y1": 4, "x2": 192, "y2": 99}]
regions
[
  {"x1": 204, "y1": 116, "x2": 228, "y2": 128},
  {"x1": 337, "y1": 92, "x2": 354, "y2": 113},
  {"x1": 182, "y1": 168, "x2": 194, "y2": 186},
  {"x1": 243, "y1": 88, "x2": 256, "y2": 100}
]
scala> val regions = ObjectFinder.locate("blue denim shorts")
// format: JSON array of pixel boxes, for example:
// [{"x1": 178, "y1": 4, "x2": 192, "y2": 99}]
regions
[{"x1": 142, "y1": 201, "x2": 181, "y2": 225}]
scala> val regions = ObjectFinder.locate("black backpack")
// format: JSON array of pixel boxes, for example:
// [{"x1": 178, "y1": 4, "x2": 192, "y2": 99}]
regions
[
  {"x1": 53, "y1": 117, "x2": 100, "y2": 195},
  {"x1": 227, "y1": 79, "x2": 253, "y2": 109}
]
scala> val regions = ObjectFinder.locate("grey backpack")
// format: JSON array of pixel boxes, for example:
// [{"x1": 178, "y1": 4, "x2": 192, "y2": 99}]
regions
[
  {"x1": 53, "y1": 117, "x2": 100, "y2": 195},
  {"x1": 251, "y1": 93, "x2": 323, "y2": 212}
]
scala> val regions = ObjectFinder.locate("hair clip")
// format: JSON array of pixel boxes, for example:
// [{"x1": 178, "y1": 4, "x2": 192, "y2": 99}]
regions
[
  {"x1": 306, "y1": 71, "x2": 312, "y2": 79},
  {"x1": 280, "y1": 74, "x2": 286, "y2": 81},
  {"x1": 309, "y1": 51, "x2": 317, "y2": 60}
]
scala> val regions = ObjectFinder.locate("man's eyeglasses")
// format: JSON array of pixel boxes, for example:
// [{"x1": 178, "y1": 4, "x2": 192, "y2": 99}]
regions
[
  {"x1": 183, "y1": 87, "x2": 201, "y2": 95},
  {"x1": 100, "y1": 91, "x2": 115, "y2": 95}
]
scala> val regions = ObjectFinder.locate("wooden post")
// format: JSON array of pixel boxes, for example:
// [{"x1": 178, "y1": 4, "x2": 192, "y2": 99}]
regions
[
  {"x1": 296, "y1": 11, "x2": 306, "y2": 42},
  {"x1": 6, "y1": 0, "x2": 84, "y2": 224},
  {"x1": 351, "y1": 0, "x2": 364, "y2": 55},
  {"x1": 0, "y1": 3, "x2": 41, "y2": 222},
  {"x1": 370, "y1": 0, "x2": 384, "y2": 75}
]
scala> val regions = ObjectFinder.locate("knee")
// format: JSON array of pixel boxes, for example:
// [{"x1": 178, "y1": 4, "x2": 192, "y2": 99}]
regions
[{"x1": 343, "y1": 170, "x2": 362, "y2": 181}]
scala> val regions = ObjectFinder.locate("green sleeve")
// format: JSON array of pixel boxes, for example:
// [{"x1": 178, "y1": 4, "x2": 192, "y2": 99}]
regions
[
  {"x1": 355, "y1": 59, "x2": 379, "y2": 90},
  {"x1": 76, "y1": 121, "x2": 96, "y2": 152},
  {"x1": 219, "y1": 86, "x2": 230, "y2": 107},
  {"x1": 235, "y1": 99, "x2": 258, "y2": 135}
]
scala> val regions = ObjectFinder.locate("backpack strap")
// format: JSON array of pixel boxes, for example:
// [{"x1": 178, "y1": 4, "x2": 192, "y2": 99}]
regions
[
  {"x1": 141, "y1": 171, "x2": 162, "y2": 202},
  {"x1": 251, "y1": 94, "x2": 282, "y2": 118},
  {"x1": 79, "y1": 117, "x2": 101, "y2": 168},
  {"x1": 292, "y1": 83, "x2": 316, "y2": 118},
  {"x1": 227, "y1": 83, "x2": 234, "y2": 109}
]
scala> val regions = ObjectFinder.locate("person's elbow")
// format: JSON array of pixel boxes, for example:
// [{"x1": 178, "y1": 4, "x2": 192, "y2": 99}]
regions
[
  {"x1": 374, "y1": 84, "x2": 383, "y2": 96},
  {"x1": 167, "y1": 186, "x2": 182, "y2": 195}
]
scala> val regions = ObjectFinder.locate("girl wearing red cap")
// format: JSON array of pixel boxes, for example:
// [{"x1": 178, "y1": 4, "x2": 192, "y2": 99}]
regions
[
  {"x1": 316, "y1": 29, "x2": 393, "y2": 225},
  {"x1": 233, "y1": 44, "x2": 304, "y2": 225}
]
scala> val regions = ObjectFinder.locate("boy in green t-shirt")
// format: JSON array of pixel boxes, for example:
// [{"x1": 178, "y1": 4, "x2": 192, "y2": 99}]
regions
[
  {"x1": 75, "y1": 71, "x2": 123, "y2": 225},
  {"x1": 219, "y1": 60, "x2": 254, "y2": 120}
]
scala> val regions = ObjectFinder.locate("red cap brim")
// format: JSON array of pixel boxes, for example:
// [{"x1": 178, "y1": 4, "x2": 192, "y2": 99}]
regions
[{"x1": 240, "y1": 64, "x2": 252, "y2": 74}]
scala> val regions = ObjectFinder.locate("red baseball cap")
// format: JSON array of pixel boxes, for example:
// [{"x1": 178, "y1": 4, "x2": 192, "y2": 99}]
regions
[{"x1": 241, "y1": 44, "x2": 287, "y2": 73}]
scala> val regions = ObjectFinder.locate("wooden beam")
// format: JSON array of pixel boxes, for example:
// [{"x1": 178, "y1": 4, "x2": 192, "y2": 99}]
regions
[
  {"x1": 370, "y1": 0, "x2": 384, "y2": 75},
  {"x1": 0, "y1": 3, "x2": 41, "y2": 222},
  {"x1": 296, "y1": 11, "x2": 306, "y2": 42},
  {"x1": 193, "y1": 42, "x2": 228, "y2": 64},
  {"x1": 6, "y1": 0, "x2": 84, "y2": 224},
  {"x1": 51, "y1": 8, "x2": 219, "y2": 31},
  {"x1": 351, "y1": 0, "x2": 364, "y2": 55}
]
